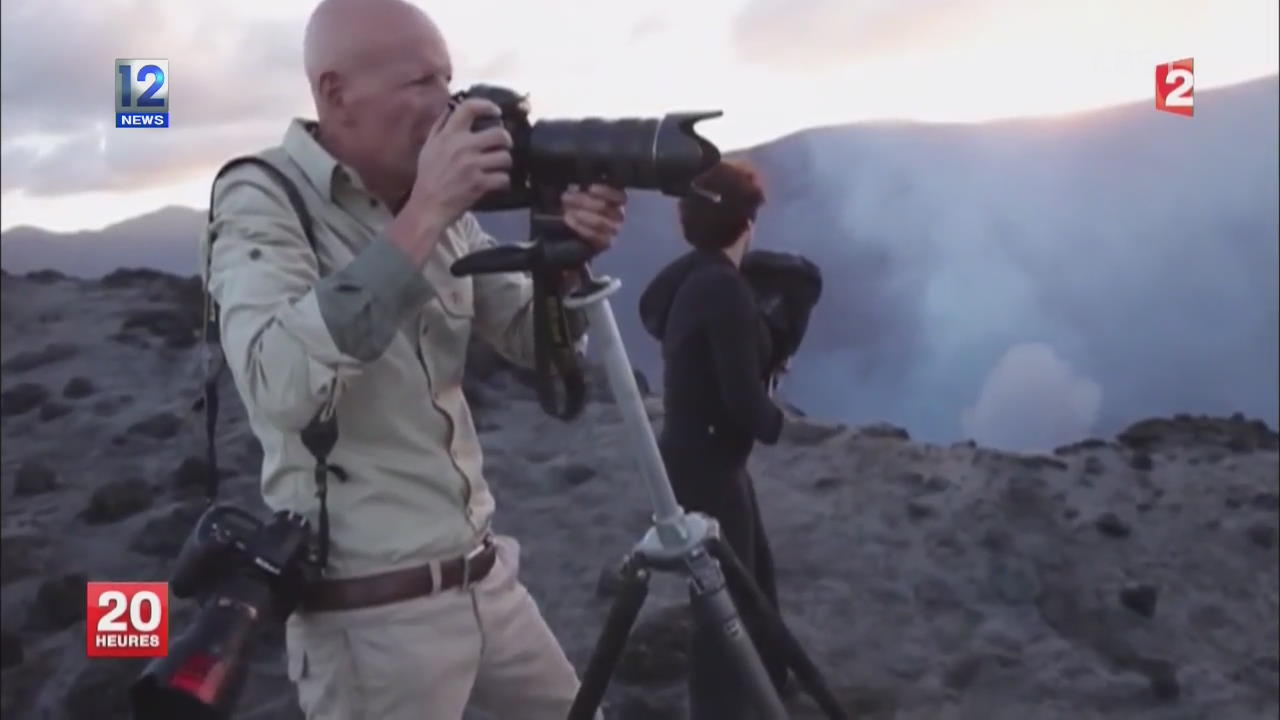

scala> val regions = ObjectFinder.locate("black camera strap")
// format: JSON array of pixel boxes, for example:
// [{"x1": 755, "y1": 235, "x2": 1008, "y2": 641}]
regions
[
  {"x1": 203, "y1": 154, "x2": 343, "y2": 569},
  {"x1": 531, "y1": 264, "x2": 588, "y2": 420},
  {"x1": 526, "y1": 189, "x2": 592, "y2": 420}
]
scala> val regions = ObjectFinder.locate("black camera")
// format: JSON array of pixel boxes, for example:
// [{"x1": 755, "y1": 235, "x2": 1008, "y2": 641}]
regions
[
  {"x1": 445, "y1": 84, "x2": 728, "y2": 420},
  {"x1": 451, "y1": 84, "x2": 723, "y2": 215},
  {"x1": 130, "y1": 504, "x2": 322, "y2": 720}
]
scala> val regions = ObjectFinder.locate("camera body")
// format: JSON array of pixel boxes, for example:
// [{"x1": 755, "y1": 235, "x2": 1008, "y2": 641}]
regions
[
  {"x1": 168, "y1": 504, "x2": 321, "y2": 610},
  {"x1": 131, "y1": 504, "x2": 322, "y2": 720}
]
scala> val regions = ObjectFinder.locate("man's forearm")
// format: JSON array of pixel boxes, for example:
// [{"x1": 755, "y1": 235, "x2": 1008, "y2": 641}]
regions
[
  {"x1": 313, "y1": 207, "x2": 445, "y2": 363},
  {"x1": 387, "y1": 199, "x2": 447, "y2": 267}
]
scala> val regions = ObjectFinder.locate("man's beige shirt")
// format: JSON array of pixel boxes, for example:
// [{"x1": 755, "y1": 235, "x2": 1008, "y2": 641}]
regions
[{"x1": 204, "y1": 119, "x2": 557, "y2": 579}]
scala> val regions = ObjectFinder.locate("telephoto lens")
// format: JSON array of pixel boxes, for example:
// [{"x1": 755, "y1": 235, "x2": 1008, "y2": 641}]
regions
[{"x1": 453, "y1": 84, "x2": 723, "y2": 211}]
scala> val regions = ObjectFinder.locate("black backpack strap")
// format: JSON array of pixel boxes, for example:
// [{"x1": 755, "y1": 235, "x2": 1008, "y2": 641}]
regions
[{"x1": 203, "y1": 154, "x2": 344, "y2": 569}]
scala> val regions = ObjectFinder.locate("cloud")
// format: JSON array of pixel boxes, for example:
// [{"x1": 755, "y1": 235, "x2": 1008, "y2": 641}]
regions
[
  {"x1": 961, "y1": 343, "x2": 1103, "y2": 451},
  {"x1": 1, "y1": 0, "x2": 310, "y2": 196},
  {"x1": 0, "y1": 144, "x2": 39, "y2": 194},
  {"x1": 1, "y1": 121, "x2": 285, "y2": 197},
  {"x1": 474, "y1": 51, "x2": 522, "y2": 81},
  {"x1": 628, "y1": 15, "x2": 670, "y2": 43},
  {"x1": 0, "y1": 0, "x2": 308, "y2": 138},
  {"x1": 731, "y1": 0, "x2": 992, "y2": 69}
]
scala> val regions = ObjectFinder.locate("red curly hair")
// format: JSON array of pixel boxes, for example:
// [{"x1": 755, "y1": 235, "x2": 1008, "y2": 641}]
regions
[{"x1": 678, "y1": 159, "x2": 765, "y2": 251}]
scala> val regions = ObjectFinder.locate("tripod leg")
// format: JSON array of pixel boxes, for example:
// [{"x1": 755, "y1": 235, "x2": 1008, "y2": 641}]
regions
[
  {"x1": 568, "y1": 556, "x2": 651, "y2": 720},
  {"x1": 687, "y1": 550, "x2": 789, "y2": 720},
  {"x1": 708, "y1": 536, "x2": 848, "y2": 720}
]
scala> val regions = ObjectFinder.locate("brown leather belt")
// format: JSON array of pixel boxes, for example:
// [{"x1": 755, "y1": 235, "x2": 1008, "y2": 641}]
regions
[{"x1": 300, "y1": 536, "x2": 497, "y2": 613}]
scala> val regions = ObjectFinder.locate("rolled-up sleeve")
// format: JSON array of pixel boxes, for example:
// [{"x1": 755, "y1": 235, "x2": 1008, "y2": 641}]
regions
[
  {"x1": 313, "y1": 236, "x2": 437, "y2": 361},
  {"x1": 465, "y1": 214, "x2": 587, "y2": 369},
  {"x1": 206, "y1": 165, "x2": 435, "y2": 430}
]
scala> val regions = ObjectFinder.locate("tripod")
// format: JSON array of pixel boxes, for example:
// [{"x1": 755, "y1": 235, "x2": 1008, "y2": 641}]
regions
[
  {"x1": 450, "y1": 188, "x2": 846, "y2": 719},
  {"x1": 561, "y1": 274, "x2": 847, "y2": 720}
]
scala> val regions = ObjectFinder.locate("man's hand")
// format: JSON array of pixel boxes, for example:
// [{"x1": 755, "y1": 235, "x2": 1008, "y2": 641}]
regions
[
  {"x1": 561, "y1": 184, "x2": 627, "y2": 253},
  {"x1": 410, "y1": 99, "x2": 514, "y2": 230},
  {"x1": 389, "y1": 99, "x2": 513, "y2": 266}
]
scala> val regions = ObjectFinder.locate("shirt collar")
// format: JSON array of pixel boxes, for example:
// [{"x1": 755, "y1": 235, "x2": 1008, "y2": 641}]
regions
[{"x1": 282, "y1": 118, "x2": 371, "y2": 201}]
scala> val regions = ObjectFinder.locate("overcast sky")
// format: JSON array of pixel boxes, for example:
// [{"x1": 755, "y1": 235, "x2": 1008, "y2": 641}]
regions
[{"x1": 1, "y1": 0, "x2": 1277, "y2": 232}]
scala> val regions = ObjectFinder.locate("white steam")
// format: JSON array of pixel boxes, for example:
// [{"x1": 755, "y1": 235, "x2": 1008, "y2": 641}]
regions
[{"x1": 961, "y1": 342, "x2": 1103, "y2": 452}]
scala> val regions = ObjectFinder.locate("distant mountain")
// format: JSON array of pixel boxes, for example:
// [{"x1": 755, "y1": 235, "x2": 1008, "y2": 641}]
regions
[
  {"x1": 1, "y1": 206, "x2": 204, "y2": 279},
  {"x1": 0, "y1": 205, "x2": 205, "y2": 279},
  {"x1": 3, "y1": 75, "x2": 1276, "y2": 447}
]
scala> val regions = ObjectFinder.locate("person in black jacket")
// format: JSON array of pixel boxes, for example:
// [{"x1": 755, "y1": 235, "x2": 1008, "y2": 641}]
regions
[{"x1": 639, "y1": 159, "x2": 790, "y2": 718}]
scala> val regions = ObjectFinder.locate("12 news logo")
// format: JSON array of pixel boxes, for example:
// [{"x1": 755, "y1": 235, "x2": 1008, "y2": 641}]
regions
[
  {"x1": 86, "y1": 582, "x2": 169, "y2": 658},
  {"x1": 1156, "y1": 57, "x2": 1194, "y2": 117},
  {"x1": 115, "y1": 58, "x2": 169, "y2": 129}
]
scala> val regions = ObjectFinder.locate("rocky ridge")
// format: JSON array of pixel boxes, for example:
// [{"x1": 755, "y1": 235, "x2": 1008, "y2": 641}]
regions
[{"x1": 1, "y1": 268, "x2": 1277, "y2": 720}]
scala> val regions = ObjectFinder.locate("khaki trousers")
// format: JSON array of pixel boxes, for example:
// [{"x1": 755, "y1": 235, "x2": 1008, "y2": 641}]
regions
[{"x1": 284, "y1": 535, "x2": 598, "y2": 720}]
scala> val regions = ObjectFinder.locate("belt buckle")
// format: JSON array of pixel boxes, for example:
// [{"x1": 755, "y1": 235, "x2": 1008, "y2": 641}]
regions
[{"x1": 460, "y1": 536, "x2": 490, "y2": 589}]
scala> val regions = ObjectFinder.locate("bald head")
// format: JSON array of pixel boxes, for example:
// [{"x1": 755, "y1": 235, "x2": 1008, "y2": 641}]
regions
[
  {"x1": 304, "y1": 0, "x2": 445, "y2": 92},
  {"x1": 301, "y1": 0, "x2": 455, "y2": 203}
]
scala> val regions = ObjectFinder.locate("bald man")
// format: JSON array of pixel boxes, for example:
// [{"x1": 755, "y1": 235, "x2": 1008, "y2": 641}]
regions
[{"x1": 203, "y1": 1, "x2": 623, "y2": 718}]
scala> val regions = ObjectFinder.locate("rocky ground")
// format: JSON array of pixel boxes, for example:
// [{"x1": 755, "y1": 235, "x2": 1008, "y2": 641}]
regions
[{"x1": 1, "y1": 268, "x2": 1277, "y2": 720}]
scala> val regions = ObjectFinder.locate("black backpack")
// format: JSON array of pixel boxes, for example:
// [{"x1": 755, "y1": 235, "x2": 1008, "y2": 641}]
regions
[{"x1": 740, "y1": 249, "x2": 823, "y2": 376}]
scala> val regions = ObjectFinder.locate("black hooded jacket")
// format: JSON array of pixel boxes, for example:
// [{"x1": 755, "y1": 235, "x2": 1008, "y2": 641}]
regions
[{"x1": 640, "y1": 248, "x2": 784, "y2": 472}]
